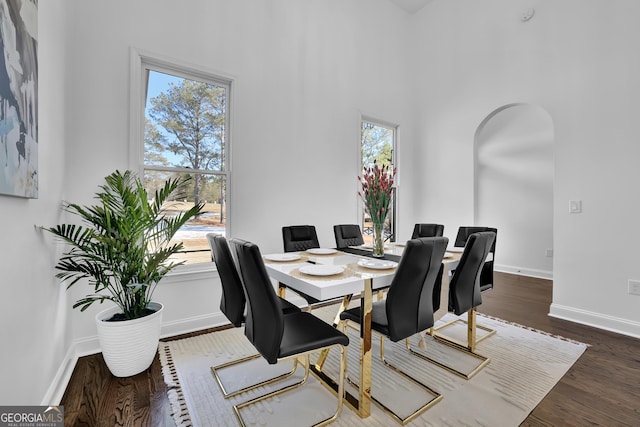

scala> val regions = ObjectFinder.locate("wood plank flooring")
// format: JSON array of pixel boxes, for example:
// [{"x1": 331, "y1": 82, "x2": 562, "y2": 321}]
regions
[{"x1": 60, "y1": 272, "x2": 640, "y2": 426}]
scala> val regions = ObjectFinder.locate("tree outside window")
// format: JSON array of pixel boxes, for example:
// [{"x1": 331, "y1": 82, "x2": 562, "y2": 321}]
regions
[{"x1": 142, "y1": 69, "x2": 230, "y2": 265}]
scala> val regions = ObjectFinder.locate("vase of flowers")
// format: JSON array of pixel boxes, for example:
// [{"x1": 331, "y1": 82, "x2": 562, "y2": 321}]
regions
[{"x1": 358, "y1": 161, "x2": 396, "y2": 258}]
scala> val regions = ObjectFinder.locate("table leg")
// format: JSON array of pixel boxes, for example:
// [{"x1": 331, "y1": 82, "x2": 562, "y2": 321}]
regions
[
  {"x1": 314, "y1": 294, "x2": 353, "y2": 370},
  {"x1": 358, "y1": 277, "x2": 373, "y2": 418},
  {"x1": 308, "y1": 283, "x2": 373, "y2": 419},
  {"x1": 277, "y1": 282, "x2": 286, "y2": 298}
]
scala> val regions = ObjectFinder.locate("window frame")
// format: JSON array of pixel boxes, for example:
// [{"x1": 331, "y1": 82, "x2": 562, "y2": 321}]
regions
[
  {"x1": 129, "y1": 48, "x2": 234, "y2": 272},
  {"x1": 359, "y1": 115, "x2": 399, "y2": 243}
]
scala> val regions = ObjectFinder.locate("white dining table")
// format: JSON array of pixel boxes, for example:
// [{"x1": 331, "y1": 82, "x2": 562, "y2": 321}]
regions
[{"x1": 263, "y1": 244, "x2": 461, "y2": 419}]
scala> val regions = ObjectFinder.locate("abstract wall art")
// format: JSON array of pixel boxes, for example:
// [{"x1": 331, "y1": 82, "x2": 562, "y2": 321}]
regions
[{"x1": 0, "y1": 0, "x2": 37, "y2": 198}]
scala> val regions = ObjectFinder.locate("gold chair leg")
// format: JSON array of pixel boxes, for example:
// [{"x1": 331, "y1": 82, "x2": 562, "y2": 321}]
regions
[
  {"x1": 468, "y1": 308, "x2": 477, "y2": 352},
  {"x1": 430, "y1": 309, "x2": 496, "y2": 351},
  {"x1": 417, "y1": 308, "x2": 495, "y2": 379},
  {"x1": 341, "y1": 321, "x2": 442, "y2": 425},
  {"x1": 234, "y1": 346, "x2": 347, "y2": 427},
  {"x1": 376, "y1": 336, "x2": 443, "y2": 424},
  {"x1": 211, "y1": 353, "x2": 298, "y2": 398}
]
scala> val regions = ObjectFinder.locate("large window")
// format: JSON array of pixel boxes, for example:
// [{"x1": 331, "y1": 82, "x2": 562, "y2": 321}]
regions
[
  {"x1": 134, "y1": 56, "x2": 231, "y2": 265},
  {"x1": 360, "y1": 118, "x2": 397, "y2": 243}
]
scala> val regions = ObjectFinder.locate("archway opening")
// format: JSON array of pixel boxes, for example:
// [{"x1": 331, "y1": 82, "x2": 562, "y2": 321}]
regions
[{"x1": 475, "y1": 104, "x2": 554, "y2": 278}]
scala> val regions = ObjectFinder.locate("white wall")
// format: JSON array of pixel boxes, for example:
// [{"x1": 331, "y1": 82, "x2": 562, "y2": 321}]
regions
[
  {"x1": 411, "y1": 0, "x2": 640, "y2": 337},
  {"x1": 0, "y1": 1, "x2": 69, "y2": 405}
]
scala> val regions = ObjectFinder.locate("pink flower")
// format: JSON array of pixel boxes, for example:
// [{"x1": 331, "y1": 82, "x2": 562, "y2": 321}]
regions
[{"x1": 358, "y1": 162, "x2": 395, "y2": 224}]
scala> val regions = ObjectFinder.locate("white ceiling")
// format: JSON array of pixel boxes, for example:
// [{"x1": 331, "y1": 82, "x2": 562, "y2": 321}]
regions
[{"x1": 387, "y1": 0, "x2": 433, "y2": 14}]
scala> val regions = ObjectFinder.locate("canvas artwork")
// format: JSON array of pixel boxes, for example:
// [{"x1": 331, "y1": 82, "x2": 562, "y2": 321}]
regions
[{"x1": 0, "y1": 0, "x2": 37, "y2": 198}]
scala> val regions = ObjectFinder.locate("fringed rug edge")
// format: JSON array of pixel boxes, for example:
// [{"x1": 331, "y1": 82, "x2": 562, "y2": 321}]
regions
[
  {"x1": 159, "y1": 342, "x2": 194, "y2": 427},
  {"x1": 476, "y1": 312, "x2": 591, "y2": 347}
]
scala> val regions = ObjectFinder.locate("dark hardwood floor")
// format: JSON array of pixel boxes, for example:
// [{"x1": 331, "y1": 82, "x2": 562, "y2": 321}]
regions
[{"x1": 61, "y1": 272, "x2": 640, "y2": 426}]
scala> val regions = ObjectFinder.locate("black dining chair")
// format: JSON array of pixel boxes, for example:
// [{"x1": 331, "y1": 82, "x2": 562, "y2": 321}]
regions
[
  {"x1": 452, "y1": 226, "x2": 497, "y2": 292},
  {"x1": 426, "y1": 231, "x2": 496, "y2": 379},
  {"x1": 282, "y1": 225, "x2": 320, "y2": 252},
  {"x1": 339, "y1": 236, "x2": 448, "y2": 424},
  {"x1": 206, "y1": 234, "x2": 301, "y2": 398},
  {"x1": 411, "y1": 223, "x2": 445, "y2": 239},
  {"x1": 333, "y1": 224, "x2": 365, "y2": 248},
  {"x1": 231, "y1": 238, "x2": 349, "y2": 426},
  {"x1": 281, "y1": 224, "x2": 340, "y2": 308}
]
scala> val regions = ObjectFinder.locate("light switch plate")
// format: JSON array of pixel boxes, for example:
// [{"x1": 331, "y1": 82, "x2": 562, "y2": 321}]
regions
[
  {"x1": 629, "y1": 280, "x2": 640, "y2": 296},
  {"x1": 569, "y1": 200, "x2": 582, "y2": 213}
]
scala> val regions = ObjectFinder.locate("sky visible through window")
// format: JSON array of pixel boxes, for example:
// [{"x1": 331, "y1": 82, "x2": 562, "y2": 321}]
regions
[{"x1": 145, "y1": 71, "x2": 182, "y2": 165}]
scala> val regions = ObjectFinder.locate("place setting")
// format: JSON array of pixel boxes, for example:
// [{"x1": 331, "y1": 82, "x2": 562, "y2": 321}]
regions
[
  {"x1": 299, "y1": 264, "x2": 345, "y2": 277},
  {"x1": 262, "y1": 252, "x2": 304, "y2": 263},
  {"x1": 304, "y1": 248, "x2": 339, "y2": 256},
  {"x1": 348, "y1": 258, "x2": 399, "y2": 275},
  {"x1": 290, "y1": 264, "x2": 354, "y2": 281}
]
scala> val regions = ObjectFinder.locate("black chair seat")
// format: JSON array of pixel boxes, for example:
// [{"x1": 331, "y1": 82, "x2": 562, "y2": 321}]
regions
[{"x1": 279, "y1": 311, "x2": 350, "y2": 360}]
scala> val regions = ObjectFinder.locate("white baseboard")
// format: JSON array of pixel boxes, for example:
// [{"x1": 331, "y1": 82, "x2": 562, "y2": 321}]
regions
[
  {"x1": 160, "y1": 312, "x2": 229, "y2": 338},
  {"x1": 41, "y1": 345, "x2": 78, "y2": 406},
  {"x1": 495, "y1": 264, "x2": 553, "y2": 280},
  {"x1": 43, "y1": 312, "x2": 231, "y2": 405},
  {"x1": 549, "y1": 303, "x2": 640, "y2": 339}
]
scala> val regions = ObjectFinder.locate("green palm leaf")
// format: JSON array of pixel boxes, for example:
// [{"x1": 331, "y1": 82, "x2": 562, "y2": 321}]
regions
[{"x1": 47, "y1": 170, "x2": 204, "y2": 320}]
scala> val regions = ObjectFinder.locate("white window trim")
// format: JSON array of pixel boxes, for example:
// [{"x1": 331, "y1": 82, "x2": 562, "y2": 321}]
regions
[{"x1": 128, "y1": 48, "x2": 236, "y2": 273}]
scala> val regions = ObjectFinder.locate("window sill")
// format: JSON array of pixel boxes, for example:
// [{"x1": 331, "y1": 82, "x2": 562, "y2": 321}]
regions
[{"x1": 161, "y1": 261, "x2": 218, "y2": 285}]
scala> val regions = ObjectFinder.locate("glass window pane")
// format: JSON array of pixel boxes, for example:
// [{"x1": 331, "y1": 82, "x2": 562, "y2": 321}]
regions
[
  {"x1": 139, "y1": 61, "x2": 231, "y2": 267},
  {"x1": 360, "y1": 120, "x2": 396, "y2": 242},
  {"x1": 144, "y1": 70, "x2": 227, "y2": 172},
  {"x1": 143, "y1": 170, "x2": 227, "y2": 265},
  {"x1": 361, "y1": 121, "x2": 394, "y2": 169}
]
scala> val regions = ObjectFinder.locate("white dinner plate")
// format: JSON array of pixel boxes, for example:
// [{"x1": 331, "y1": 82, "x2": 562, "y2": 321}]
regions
[
  {"x1": 264, "y1": 253, "x2": 302, "y2": 262},
  {"x1": 306, "y1": 248, "x2": 338, "y2": 255},
  {"x1": 357, "y1": 259, "x2": 398, "y2": 270},
  {"x1": 447, "y1": 247, "x2": 464, "y2": 253},
  {"x1": 299, "y1": 265, "x2": 345, "y2": 276},
  {"x1": 444, "y1": 251, "x2": 455, "y2": 258}
]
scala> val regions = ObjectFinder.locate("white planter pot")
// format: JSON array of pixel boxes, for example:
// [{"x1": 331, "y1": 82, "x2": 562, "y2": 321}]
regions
[{"x1": 95, "y1": 301, "x2": 164, "y2": 377}]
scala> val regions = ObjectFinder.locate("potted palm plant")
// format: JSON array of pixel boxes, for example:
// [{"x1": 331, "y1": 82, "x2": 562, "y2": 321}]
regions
[{"x1": 47, "y1": 170, "x2": 204, "y2": 377}]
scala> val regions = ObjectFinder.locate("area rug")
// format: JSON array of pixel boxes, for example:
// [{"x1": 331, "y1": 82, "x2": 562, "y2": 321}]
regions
[{"x1": 159, "y1": 305, "x2": 587, "y2": 426}]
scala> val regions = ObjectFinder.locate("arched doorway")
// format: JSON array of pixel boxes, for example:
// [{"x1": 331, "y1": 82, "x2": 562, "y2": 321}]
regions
[{"x1": 475, "y1": 104, "x2": 554, "y2": 278}]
